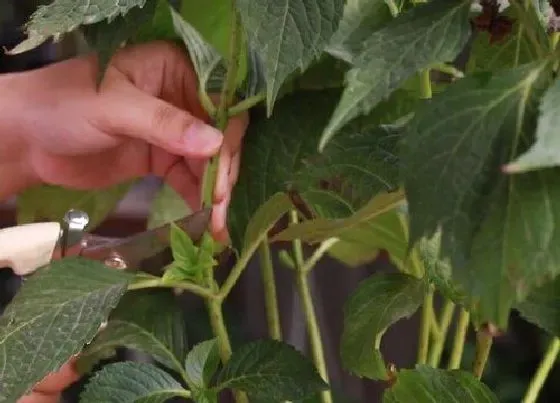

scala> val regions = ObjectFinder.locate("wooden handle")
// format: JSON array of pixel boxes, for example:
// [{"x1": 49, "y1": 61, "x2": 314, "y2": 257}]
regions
[{"x1": 0, "y1": 222, "x2": 61, "y2": 276}]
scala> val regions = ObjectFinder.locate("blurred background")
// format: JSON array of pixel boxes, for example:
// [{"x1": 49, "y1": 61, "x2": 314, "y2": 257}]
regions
[{"x1": 1, "y1": 1, "x2": 560, "y2": 402}]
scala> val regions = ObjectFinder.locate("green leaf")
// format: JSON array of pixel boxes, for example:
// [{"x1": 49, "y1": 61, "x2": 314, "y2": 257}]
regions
[
  {"x1": 341, "y1": 272, "x2": 425, "y2": 380},
  {"x1": 236, "y1": 0, "x2": 345, "y2": 113},
  {"x1": 0, "y1": 257, "x2": 132, "y2": 401},
  {"x1": 516, "y1": 276, "x2": 560, "y2": 337},
  {"x1": 82, "y1": 0, "x2": 158, "y2": 84},
  {"x1": 132, "y1": 0, "x2": 177, "y2": 43},
  {"x1": 319, "y1": 0, "x2": 472, "y2": 149},
  {"x1": 17, "y1": 182, "x2": 133, "y2": 230},
  {"x1": 326, "y1": 0, "x2": 393, "y2": 64},
  {"x1": 216, "y1": 340, "x2": 328, "y2": 401},
  {"x1": 170, "y1": 222, "x2": 198, "y2": 264},
  {"x1": 273, "y1": 190, "x2": 404, "y2": 243},
  {"x1": 402, "y1": 61, "x2": 554, "y2": 327},
  {"x1": 184, "y1": 339, "x2": 220, "y2": 390},
  {"x1": 506, "y1": 77, "x2": 560, "y2": 172},
  {"x1": 8, "y1": 0, "x2": 149, "y2": 55},
  {"x1": 148, "y1": 184, "x2": 191, "y2": 229},
  {"x1": 466, "y1": 6, "x2": 544, "y2": 73},
  {"x1": 77, "y1": 289, "x2": 187, "y2": 376},
  {"x1": 80, "y1": 361, "x2": 189, "y2": 403},
  {"x1": 192, "y1": 389, "x2": 219, "y2": 403},
  {"x1": 166, "y1": 225, "x2": 216, "y2": 282},
  {"x1": 228, "y1": 89, "x2": 408, "y2": 252},
  {"x1": 383, "y1": 365, "x2": 499, "y2": 402},
  {"x1": 170, "y1": 5, "x2": 225, "y2": 92}
]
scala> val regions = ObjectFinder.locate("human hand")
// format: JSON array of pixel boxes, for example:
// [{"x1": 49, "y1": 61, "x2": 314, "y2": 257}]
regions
[
  {"x1": 17, "y1": 359, "x2": 80, "y2": 403},
  {"x1": 2, "y1": 41, "x2": 248, "y2": 242}
]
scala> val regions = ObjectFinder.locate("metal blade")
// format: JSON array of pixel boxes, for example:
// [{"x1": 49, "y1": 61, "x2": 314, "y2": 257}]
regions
[{"x1": 80, "y1": 208, "x2": 212, "y2": 272}]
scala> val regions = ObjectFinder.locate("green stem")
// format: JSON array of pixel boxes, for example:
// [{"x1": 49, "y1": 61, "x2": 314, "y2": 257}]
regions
[
  {"x1": 419, "y1": 69, "x2": 432, "y2": 99},
  {"x1": 207, "y1": 298, "x2": 249, "y2": 403},
  {"x1": 201, "y1": 5, "x2": 242, "y2": 208},
  {"x1": 295, "y1": 271, "x2": 332, "y2": 403},
  {"x1": 291, "y1": 210, "x2": 332, "y2": 403},
  {"x1": 448, "y1": 308, "x2": 470, "y2": 370},
  {"x1": 428, "y1": 300, "x2": 455, "y2": 368},
  {"x1": 522, "y1": 338, "x2": 560, "y2": 403},
  {"x1": 301, "y1": 238, "x2": 339, "y2": 273},
  {"x1": 128, "y1": 278, "x2": 215, "y2": 299},
  {"x1": 228, "y1": 92, "x2": 266, "y2": 116},
  {"x1": 259, "y1": 239, "x2": 282, "y2": 341},
  {"x1": 417, "y1": 289, "x2": 434, "y2": 365},
  {"x1": 385, "y1": 0, "x2": 399, "y2": 16},
  {"x1": 473, "y1": 327, "x2": 493, "y2": 380},
  {"x1": 218, "y1": 242, "x2": 259, "y2": 300},
  {"x1": 551, "y1": 32, "x2": 560, "y2": 51},
  {"x1": 431, "y1": 63, "x2": 464, "y2": 79}
]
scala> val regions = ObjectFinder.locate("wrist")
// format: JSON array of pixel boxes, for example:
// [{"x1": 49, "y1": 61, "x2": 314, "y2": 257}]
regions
[{"x1": 0, "y1": 72, "x2": 39, "y2": 201}]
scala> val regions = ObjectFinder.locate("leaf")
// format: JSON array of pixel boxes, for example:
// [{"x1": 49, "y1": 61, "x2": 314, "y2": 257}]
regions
[
  {"x1": 273, "y1": 190, "x2": 405, "y2": 243},
  {"x1": 0, "y1": 257, "x2": 132, "y2": 401},
  {"x1": 80, "y1": 361, "x2": 188, "y2": 403},
  {"x1": 326, "y1": 0, "x2": 393, "y2": 64},
  {"x1": 192, "y1": 389, "x2": 219, "y2": 403},
  {"x1": 506, "y1": 77, "x2": 560, "y2": 172},
  {"x1": 319, "y1": 0, "x2": 472, "y2": 149},
  {"x1": 184, "y1": 339, "x2": 220, "y2": 390},
  {"x1": 236, "y1": 0, "x2": 345, "y2": 113},
  {"x1": 383, "y1": 365, "x2": 499, "y2": 402},
  {"x1": 341, "y1": 272, "x2": 425, "y2": 380},
  {"x1": 148, "y1": 184, "x2": 191, "y2": 229},
  {"x1": 77, "y1": 289, "x2": 187, "y2": 376},
  {"x1": 402, "y1": 62, "x2": 553, "y2": 327},
  {"x1": 516, "y1": 276, "x2": 560, "y2": 337},
  {"x1": 17, "y1": 182, "x2": 133, "y2": 230},
  {"x1": 228, "y1": 89, "x2": 408, "y2": 252},
  {"x1": 179, "y1": 0, "x2": 247, "y2": 87},
  {"x1": 170, "y1": 6, "x2": 225, "y2": 91},
  {"x1": 216, "y1": 340, "x2": 328, "y2": 401},
  {"x1": 132, "y1": 0, "x2": 177, "y2": 43},
  {"x1": 8, "y1": 0, "x2": 149, "y2": 55},
  {"x1": 82, "y1": 0, "x2": 158, "y2": 84}
]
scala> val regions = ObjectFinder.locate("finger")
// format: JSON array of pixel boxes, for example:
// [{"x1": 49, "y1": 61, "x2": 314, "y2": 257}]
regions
[
  {"x1": 165, "y1": 161, "x2": 201, "y2": 211},
  {"x1": 32, "y1": 360, "x2": 80, "y2": 395},
  {"x1": 212, "y1": 193, "x2": 231, "y2": 243},
  {"x1": 98, "y1": 86, "x2": 223, "y2": 159},
  {"x1": 223, "y1": 112, "x2": 250, "y2": 156},
  {"x1": 229, "y1": 152, "x2": 241, "y2": 187},
  {"x1": 214, "y1": 146, "x2": 232, "y2": 204},
  {"x1": 17, "y1": 392, "x2": 60, "y2": 403}
]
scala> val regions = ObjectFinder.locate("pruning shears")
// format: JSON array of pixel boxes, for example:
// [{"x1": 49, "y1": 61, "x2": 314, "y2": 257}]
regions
[{"x1": 0, "y1": 208, "x2": 212, "y2": 277}]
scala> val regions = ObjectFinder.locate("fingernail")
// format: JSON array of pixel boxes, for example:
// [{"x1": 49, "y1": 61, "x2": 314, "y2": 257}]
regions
[{"x1": 184, "y1": 122, "x2": 223, "y2": 155}]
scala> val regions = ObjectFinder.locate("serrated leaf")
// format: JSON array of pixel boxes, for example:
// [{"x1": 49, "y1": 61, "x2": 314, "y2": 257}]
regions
[
  {"x1": 80, "y1": 361, "x2": 189, "y2": 403},
  {"x1": 326, "y1": 0, "x2": 393, "y2": 64},
  {"x1": 8, "y1": 0, "x2": 149, "y2": 55},
  {"x1": 0, "y1": 257, "x2": 132, "y2": 401},
  {"x1": 383, "y1": 365, "x2": 499, "y2": 402},
  {"x1": 170, "y1": 222, "x2": 198, "y2": 264},
  {"x1": 506, "y1": 77, "x2": 560, "y2": 172},
  {"x1": 228, "y1": 89, "x2": 408, "y2": 252},
  {"x1": 341, "y1": 272, "x2": 425, "y2": 380},
  {"x1": 320, "y1": 0, "x2": 472, "y2": 149},
  {"x1": 77, "y1": 289, "x2": 187, "y2": 376},
  {"x1": 273, "y1": 190, "x2": 404, "y2": 243},
  {"x1": 236, "y1": 0, "x2": 345, "y2": 113},
  {"x1": 402, "y1": 61, "x2": 554, "y2": 327},
  {"x1": 17, "y1": 182, "x2": 133, "y2": 230},
  {"x1": 82, "y1": 0, "x2": 158, "y2": 84},
  {"x1": 184, "y1": 339, "x2": 220, "y2": 390},
  {"x1": 148, "y1": 184, "x2": 191, "y2": 229},
  {"x1": 216, "y1": 340, "x2": 328, "y2": 401},
  {"x1": 170, "y1": 6, "x2": 225, "y2": 91},
  {"x1": 516, "y1": 276, "x2": 560, "y2": 336}
]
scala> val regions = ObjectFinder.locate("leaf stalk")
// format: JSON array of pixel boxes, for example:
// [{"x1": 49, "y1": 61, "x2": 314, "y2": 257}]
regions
[
  {"x1": 472, "y1": 326, "x2": 493, "y2": 379},
  {"x1": 447, "y1": 308, "x2": 470, "y2": 370},
  {"x1": 259, "y1": 239, "x2": 282, "y2": 340},
  {"x1": 417, "y1": 288, "x2": 434, "y2": 365},
  {"x1": 428, "y1": 299, "x2": 455, "y2": 367},
  {"x1": 522, "y1": 337, "x2": 560, "y2": 403}
]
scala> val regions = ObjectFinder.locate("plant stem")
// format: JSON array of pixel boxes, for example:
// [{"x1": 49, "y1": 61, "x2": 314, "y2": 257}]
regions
[
  {"x1": 473, "y1": 327, "x2": 493, "y2": 380},
  {"x1": 295, "y1": 270, "x2": 332, "y2": 403},
  {"x1": 386, "y1": 0, "x2": 399, "y2": 16},
  {"x1": 207, "y1": 298, "x2": 249, "y2": 403},
  {"x1": 128, "y1": 278, "x2": 215, "y2": 299},
  {"x1": 417, "y1": 288, "x2": 434, "y2": 365},
  {"x1": 522, "y1": 338, "x2": 560, "y2": 403},
  {"x1": 431, "y1": 63, "x2": 464, "y2": 79},
  {"x1": 291, "y1": 210, "x2": 332, "y2": 403},
  {"x1": 301, "y1": 238, "x2": 339, "y2": 273},
  {"x1": 419, "y1": 69, "x2": 432, "y2": 99},
  {"x1": 201, "y1": 5, "x2": 242, "y2": 208},
  {"x1": 259, "y1": 239, "x2": 282, "y2": 340},
  {"x1": 428, "y1": 299, "x2": 455, "y2": 367},
  {"x1": 228, "y1": 92, "x2": 266, "y2": 116},
  {"x1": 551, "y1": 32, "x2": 560, "y2": 51},
  {"x1": 448, "y1": 308, "x2": 470, "y2": 370},
  {"x1": 218, "y1": 242, "x2": 259, "y2": 300}
]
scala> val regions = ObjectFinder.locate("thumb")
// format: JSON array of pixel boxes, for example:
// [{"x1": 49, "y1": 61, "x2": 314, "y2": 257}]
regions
[{"x1": 99, "y1": 87, "x2": 223, "y2": 158}]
